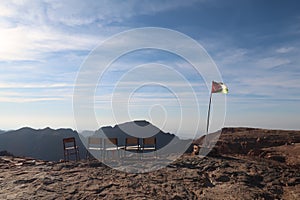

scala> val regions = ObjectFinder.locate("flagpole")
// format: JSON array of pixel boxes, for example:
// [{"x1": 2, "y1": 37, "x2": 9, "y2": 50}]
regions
[
  {"x1": 204, "y1": 81, "x2": 228, "y2": 148},
  {"x1": 206, "y1": 91, "x2": 213, "y2": 135}
]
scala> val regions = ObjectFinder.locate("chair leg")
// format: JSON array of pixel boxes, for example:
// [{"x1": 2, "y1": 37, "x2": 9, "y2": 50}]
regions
[
  {"x1": 76, "y1": 149, "x2": 80, "y2": 161},
  {"x1": 104, "y1": 150, "x2": 107, "y2": 160},
  {"x1": 64, "y1": 152, "x2": 67, "y2": 162},
  {"x1": 101, "y1": 150, "x2": 104, "y2": 160},
  {"x1": 86, "y1": 150, "x2": 89, "y2": 160},
  {"x1": 66, "y1": 151, "x2": 69, "y2": 162}
]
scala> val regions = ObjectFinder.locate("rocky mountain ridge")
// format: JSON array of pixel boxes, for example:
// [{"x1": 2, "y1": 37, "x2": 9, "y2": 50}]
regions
[{"x1": 0, "y1": 121, "x2": 180, "y2": 161}]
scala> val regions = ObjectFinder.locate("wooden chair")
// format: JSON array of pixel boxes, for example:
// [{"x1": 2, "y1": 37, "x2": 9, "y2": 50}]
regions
[
  {"x1": 124, "y1": 137, "x2": 140, "y2": 157},
  {"x1": 104, "y1": 138, "x2": 122, "y2": 159},
  {"x1": 142, "y1": 137, "x2": 157, "y2": 158},
  {"x1": 63, "y1": 137, "x2": 80, "y2": 162},
  {"x1": 86, "y1": 137, "x2": 103, "y2": 160}
]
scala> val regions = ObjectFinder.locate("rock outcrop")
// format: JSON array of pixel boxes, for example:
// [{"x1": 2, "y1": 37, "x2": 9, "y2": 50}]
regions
[{"x1": 195, "y1": 127, "x2": 300, "y2": 166}]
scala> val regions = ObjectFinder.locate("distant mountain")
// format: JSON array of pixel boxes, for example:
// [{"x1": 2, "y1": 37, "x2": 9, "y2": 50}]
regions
[
  {"x1": 0, "y1": 121, "x2": 192, "y2": 161},
  {"x1": 94, "y1": 120, "x2": 183, "y2": 150},
  {"x1": 0, "y1": 130, "x2": 6, "y2": 134},
  {"x1": 0, "y1": 127, "x2": 86, "y2": 161}
]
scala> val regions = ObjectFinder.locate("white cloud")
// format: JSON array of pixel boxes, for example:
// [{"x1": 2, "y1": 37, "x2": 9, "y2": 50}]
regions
[
  {"x1": 255, "y1": 57, "x2": 290, "y2": 69},
  {"x1": 227, "y1": 73, "x2": 300, "y2": 104},
  {"x1": 0, "y1": 82, "x2": 74, "y2": 89},
  {"x1": 0, "y1": 81, "x2": 74, "y2": 103},
  {"x1": 0, "y1": 24, "x2": 100, "y2": 61},
  {"x1": 276, "y1": 47, "x2": 295, "y2": 53},
  {"x1": 46, "y1": 0, "x2": 198, "y2": 26},
  {"x1": 215, "y1": 48, "x2": 248, "y2": 65},
  {"x1": 0, "y1": 2, "x2": 15, "y2": 17},
  {"x1": 0, "y1": 0, "x2": 202, "y2": 61},
  {"x1": 0, "y1": 90, "x2": 72, "y2": 103},
  {"x1": 0, "y1": 0, "x2": 200, "y2": 61},
  {"x1": 0, "y1": 96, "x2": 64, "y2": 103}
]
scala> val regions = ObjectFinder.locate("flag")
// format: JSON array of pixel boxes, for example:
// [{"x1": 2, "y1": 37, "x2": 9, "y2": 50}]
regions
[{"x1": 211, "y1": 81, "x2": 228, "y2": 94}]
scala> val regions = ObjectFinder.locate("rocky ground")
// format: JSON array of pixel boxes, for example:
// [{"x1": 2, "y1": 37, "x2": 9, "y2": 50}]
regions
[
  {"x1": 1, "y1": 127, "x2": 300, "y2": 199},
  {"x1": 0, "y1": 154, "x2": 299, "y2": 199}
]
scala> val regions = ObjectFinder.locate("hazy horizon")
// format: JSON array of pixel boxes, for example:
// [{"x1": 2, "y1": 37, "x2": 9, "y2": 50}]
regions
[{"x1": 1, "y1": 119, "x2": 299, "y2": 141}]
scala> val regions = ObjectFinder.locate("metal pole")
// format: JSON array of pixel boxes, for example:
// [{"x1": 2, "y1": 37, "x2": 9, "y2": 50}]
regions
[{"x1": 206, "y1": 92, "x2": 213, "y2": 135}]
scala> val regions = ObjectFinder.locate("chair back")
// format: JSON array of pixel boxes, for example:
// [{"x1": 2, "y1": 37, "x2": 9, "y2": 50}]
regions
[
  {"x1": 104, "y1": 138, "x2": 118, "y2": 147},
  {"x1": 88, "y1": 137, "x2": 102, "y2": 146},
  {"x1": 63, "y1": 137, "x2": 80, "y2": 161},
  {"x1": 63, "y1": 137, "x2": 76, "y2": 149},
  {"x1": 143, "y1": 137, "x2": 156, "y2": 145},
  {"x1": 142, "y1": 137, "x2": 157, "y2": 157},
  {"x1": 126, "y1": 137, "x2": 139, "y2": 146}
]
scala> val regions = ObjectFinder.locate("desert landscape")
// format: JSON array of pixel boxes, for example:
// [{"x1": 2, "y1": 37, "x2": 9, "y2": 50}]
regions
[
  {"x1": 0, "y1": 127, "x2": 299, "y2": 199},
  {"x1": 1, "y1": 1, "x2": 300, "y2": 200}
]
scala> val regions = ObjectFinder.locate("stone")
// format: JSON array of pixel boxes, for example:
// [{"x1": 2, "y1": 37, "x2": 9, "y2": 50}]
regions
[{"x1": 215, "y1": 175, "x2": 230, "y2": 182}]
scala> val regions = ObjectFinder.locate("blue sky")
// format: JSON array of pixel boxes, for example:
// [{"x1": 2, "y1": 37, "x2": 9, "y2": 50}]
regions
[{"x1": 0, "y1": 0, "x2": 300, "y2": 138}]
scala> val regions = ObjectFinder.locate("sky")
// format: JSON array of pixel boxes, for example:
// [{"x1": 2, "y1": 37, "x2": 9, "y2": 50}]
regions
[{"x1": 0, "y1": 0, "x2": 300, "y2": 138}]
